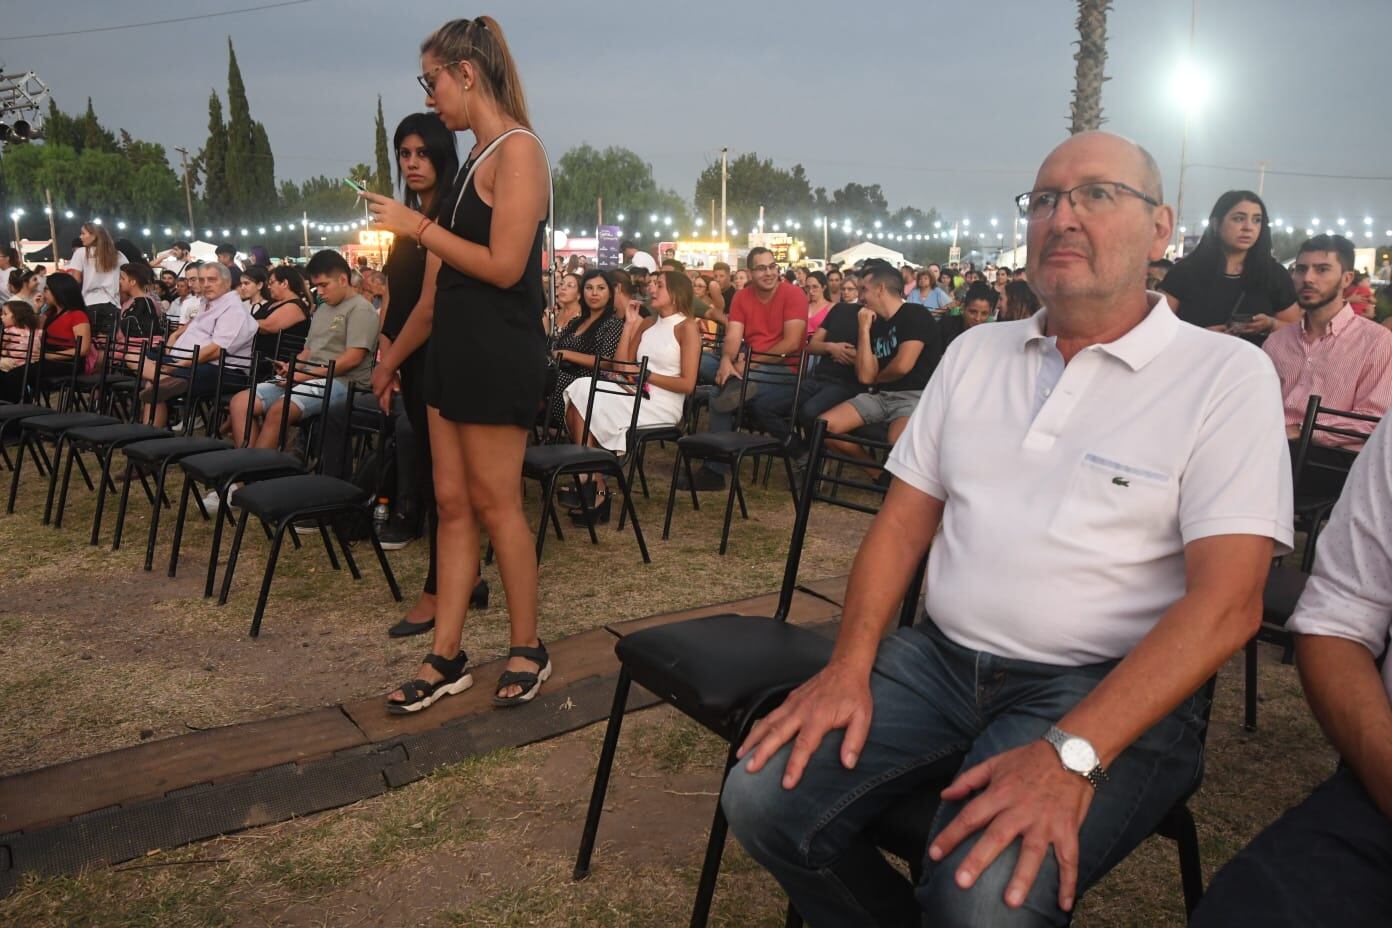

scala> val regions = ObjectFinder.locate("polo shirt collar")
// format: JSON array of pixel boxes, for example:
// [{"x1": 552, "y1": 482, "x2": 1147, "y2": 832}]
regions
[{"x1": 1023, "y1": 291, "x2": 1177, "y2": 372}]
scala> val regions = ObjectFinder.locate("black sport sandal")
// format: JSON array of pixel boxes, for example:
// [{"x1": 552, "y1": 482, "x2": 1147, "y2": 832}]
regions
[
  {"x1": 492, "y1": 641, "x2": 553, "y2": 707},
  {"x1": 387, "y1": 650, "x2": 472, "y2": 714}
]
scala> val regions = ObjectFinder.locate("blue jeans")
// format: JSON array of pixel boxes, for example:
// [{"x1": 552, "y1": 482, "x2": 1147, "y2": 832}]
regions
[
  {"x1": 721, "y1": 623, "x2": 1208, "y2": 927},
  {"x1": 255, "y1": 376, "x2": 350, "y2": 420},
  {"x1": 1191, "y1": 766, "x2": 1392, "y2": 928},
  {"x1": 704, "y1": 363, "x2": 799, "y2": 475}
]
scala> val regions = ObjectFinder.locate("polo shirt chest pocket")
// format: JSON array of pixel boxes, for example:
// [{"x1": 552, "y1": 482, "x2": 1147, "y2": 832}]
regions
[{"x1": 1049, "y1": 453, "x2": 1177, "y2": 553}]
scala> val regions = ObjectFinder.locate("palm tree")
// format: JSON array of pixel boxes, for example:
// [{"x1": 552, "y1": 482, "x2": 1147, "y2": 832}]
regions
[{"x1": 1070, "y1": 0, "x2": 1112, "y2": 133}]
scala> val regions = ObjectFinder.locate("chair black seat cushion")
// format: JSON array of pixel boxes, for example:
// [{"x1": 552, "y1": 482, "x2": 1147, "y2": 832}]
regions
[
  {"x1": 66, "y1": 423, "x2": 170, "y2": 445},
  {"x1": 1262, "y1": 564, "x2": 1309, "y2": 628},
  {"x1": 523, "y1": 444, "x2": 618, "y2": 476},
  {"x1": 615, "y1": 614, "x2": 833, "y2": 733},
  {"x1": 233, "y1": 474, "x2": 367, "y2": 523},
  {"x1": 26, "y1": 413, "x2": 119, "y2": 434},
  {"x1": 123, "y1": 435, "x2": 231, "y2": 464},
  {"x1": 0, "y1": 404, "x2": 53, "y2": 422},
  {"x1": 678, "y1": 431, "x2": 782, "y2": 458},
  {"x1": 181, "y1": 448, "x2": 303, "y2": 484}
]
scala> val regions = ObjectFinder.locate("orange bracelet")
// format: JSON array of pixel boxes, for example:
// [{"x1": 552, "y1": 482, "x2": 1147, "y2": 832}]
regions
[{"x1": 415, "y1": 216, "x2": 433, "y2": 239}]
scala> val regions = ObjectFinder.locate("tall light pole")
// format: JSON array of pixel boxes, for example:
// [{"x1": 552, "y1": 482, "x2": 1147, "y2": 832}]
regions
[
  {"x1": 1172, "y1": 0, "x2": 1205, "y2": 255},
  {"x1": 720, "y1": 147, "x2": 728, "y2": 253}
]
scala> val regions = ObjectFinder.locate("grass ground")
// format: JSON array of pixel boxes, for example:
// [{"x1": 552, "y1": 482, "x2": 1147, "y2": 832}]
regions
[{"x1": 0, "y1": 446, "x2": 1336, "y2": 925}]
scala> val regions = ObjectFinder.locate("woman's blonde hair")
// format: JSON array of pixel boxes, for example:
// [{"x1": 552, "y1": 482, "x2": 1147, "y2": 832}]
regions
[
  {"x1": 81, "y1": 222, "x2": 119, "y2": 274},
  {"x1": 421, "y1": 17, "x2": 532, "y2": 130}
]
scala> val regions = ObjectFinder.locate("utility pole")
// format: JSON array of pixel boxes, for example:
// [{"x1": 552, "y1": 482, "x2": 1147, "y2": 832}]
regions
[
  {"x1": 174, "y1": 146, "x2": 195, "y2": 232},
  {"x1": 302, "y1": 210, "x2": 309, "y2": 252},
  {"x1": 719, "y1": 147, "x2": 728, "y2": 248},
  {"x1": 44, "y1": 187, "x2": 57, "y2": 255},
  {"x1": 1257, "y1": 160, "x2": 1268, "y2": 197},
  {"x1": 823, "y1": 215, "x2": 829, "y2": 262},
  {"x1": 1173, "y1": 0, "x2": 1198, "y2": 254},
  {"x1": 596, "y1": 196, "x2": 602, "y2": 228}
]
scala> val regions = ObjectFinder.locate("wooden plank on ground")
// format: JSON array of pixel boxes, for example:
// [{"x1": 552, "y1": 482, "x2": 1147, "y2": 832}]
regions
[
  {"x1": 0, "y1": 706, "x2": 366, "y2": 834},
  {"x1": 343, "y1": 625, "x2": 623, "y2": 743}
]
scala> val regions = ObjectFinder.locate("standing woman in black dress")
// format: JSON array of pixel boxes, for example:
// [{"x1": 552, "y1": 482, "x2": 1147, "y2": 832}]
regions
[{"x1": 364, "y1": 16, "x2": 553, "y2": 711}]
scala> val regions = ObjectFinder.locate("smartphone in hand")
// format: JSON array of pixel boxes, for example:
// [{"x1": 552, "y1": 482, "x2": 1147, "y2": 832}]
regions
[{"x1": 343, "y1": 177, "x2": 368, "y2": 195}]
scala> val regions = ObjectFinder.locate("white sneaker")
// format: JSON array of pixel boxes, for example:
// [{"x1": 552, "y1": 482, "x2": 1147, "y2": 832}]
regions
[{"x1": 201, "y1": 484, "x2": 239, "y2": 511}]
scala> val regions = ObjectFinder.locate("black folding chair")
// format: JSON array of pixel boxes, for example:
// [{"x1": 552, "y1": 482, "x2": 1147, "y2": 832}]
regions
[
  {"x1": 45, "y1": 337, "x2": 176, "y2": 535},
  {"x1": 575, "y1": 421, "x2": 919, "y2": 927},
  {"x1": 662, "y1": 343, "x2": 805, "y2": 554},
  {"x1": 1242, "y1": 393, "x2": 1375, "y2": 730},
  {"x1": 167, "y1": 355, "x2": 327, "y2": 595},
  {"x1": 0, "y1": 325, "x2": 45, "y2": 472},
  {"x1": 215, "y1": 369, "x2": 403, "y2": 637},
  {"x1": 6, "y1": 335, "x2": 123, "y2": 517},
  {"x1": 521, "y1": 354, "x2": 651, "y2": 563},
  {"x1": 108, "y1": 346, "x2": 241, "y2": 566}
]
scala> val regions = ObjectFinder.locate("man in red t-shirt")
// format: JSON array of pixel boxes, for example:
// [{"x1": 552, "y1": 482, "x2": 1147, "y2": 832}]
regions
[{"x1": 683, "y1": 247, "x2": 808, "y2": 490}]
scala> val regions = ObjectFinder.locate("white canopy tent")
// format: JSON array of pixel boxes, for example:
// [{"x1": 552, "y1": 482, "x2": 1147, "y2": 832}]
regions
[{"x1": 830, "y1": 241, "x2": 906, "y2": 268}]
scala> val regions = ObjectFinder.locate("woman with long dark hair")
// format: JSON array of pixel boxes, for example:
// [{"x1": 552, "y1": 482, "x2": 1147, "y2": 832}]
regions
[
  {"x1": 363, "y1": 111, "x2": 471, "y2": 634},
  {"x1": 998, "y1": 279, "x2": 1041, "y2": 322},
  {"x1": 1, "y1": 274, "x2": 90, "y2": 402},
  {"x1": 1160, "y1": 190, "x2": 1298, "y2": 334},
  {"x1": 363, "y1": 16, "x2": 554, "y2": 710},
  {"x1": 548, "y1": 268, "x2": 623, "y2": 425}
]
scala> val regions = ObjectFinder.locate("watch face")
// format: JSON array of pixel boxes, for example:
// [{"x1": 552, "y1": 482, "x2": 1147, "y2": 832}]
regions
[{"x1": 1059, "y1": 738, "x2": 1098, "y2": 772}]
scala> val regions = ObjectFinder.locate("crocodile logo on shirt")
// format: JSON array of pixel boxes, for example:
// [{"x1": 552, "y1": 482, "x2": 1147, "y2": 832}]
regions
[{"x1": 1111, "y1": 476, "x2": 1130, "y2": 487}]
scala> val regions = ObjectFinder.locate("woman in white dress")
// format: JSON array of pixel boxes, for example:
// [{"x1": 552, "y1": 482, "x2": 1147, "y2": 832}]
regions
[
  {"x1": 68, "y1": 222, "x2": 122, "y2": 333},
  {"x1": 562, "y1": 269, "x2": 701, "y2": 524}
]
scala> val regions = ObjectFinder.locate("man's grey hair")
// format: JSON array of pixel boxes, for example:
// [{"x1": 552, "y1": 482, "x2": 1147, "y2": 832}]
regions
[
  {"x1": 1136, "y1": 142, "x2": 1164, "y2": 204},
  {"x1": 202, "y1": 262, "x2": 232, "y2": 286}
]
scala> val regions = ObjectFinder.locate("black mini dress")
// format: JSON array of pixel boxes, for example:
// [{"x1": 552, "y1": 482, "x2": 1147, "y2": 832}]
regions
[{"x1": 426, "y1": 146, "x2": 548, "y2": 426}]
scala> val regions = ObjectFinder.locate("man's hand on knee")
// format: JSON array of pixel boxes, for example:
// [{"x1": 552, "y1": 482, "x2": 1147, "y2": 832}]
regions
[
  {"x1": 929, "y1": 741, "x2": 1093, "y2": 913},
  {"x1": 736, "y1": 661, "x2": 874, "y2": 790}
]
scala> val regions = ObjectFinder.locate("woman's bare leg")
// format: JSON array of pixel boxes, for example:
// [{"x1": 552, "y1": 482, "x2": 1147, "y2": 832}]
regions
[{"x1": 459, "y1": 422, "x2": 541, "y2": 699}]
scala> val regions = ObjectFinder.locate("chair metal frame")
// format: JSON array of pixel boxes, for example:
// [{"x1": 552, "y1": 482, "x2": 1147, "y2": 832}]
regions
[
  {"x1": 575, "y1": 420, "x2": 916, "y2": 927},
  {"x1": 662, "y1": 343, "x2": 806, "y2": 554},
  {"x1": 522, "y1": 353, "x2": 652, "y2": 563}
]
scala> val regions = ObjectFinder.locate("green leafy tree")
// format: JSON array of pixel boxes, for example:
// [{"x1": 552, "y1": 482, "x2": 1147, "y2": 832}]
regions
[
  {"x1": 297, "y1": 175, "x2": 359, "y2": 217},
  {"x1": 828, "y1": 182, "x2": 890, "y2": 226},
  {"x1": 372, "y1": 96, "x2": 392, "y2": 195},
  {"x1": 693, "y1": 152, "x2": 815, "y2": 233},
  {"x1": 79, "y1": 98, "x2": 118, "y2": 153},
  {"x1": 222, "y1": 39, "x2": 276, "y2": 220},
  {"x1": 551, "y1": 144, "x2": 691, "y2": 235},
  {"x1": 42, "y1": 100, "x2": 84, "y2": 150},
  {"x1": 250, "y1": 121, "x2": 276, "y2": 213},
  {"x1": 199, "y1": 91, "x2": 231, "y2": 221}
]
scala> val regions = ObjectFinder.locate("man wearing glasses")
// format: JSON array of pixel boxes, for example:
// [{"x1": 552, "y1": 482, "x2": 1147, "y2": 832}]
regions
[
  {"x1": 140, "y1": 262, "x2": 257, "y2": 428},
  {"x1": 684, "y1": 247, "x2": 808, "y2": 491},
  {"x1": 722, "y1": 132, "x2": 1292, "y2": 925}
]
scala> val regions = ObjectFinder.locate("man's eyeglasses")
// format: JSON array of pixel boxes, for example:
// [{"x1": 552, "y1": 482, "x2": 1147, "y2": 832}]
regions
[
  {"x1": 751, "y1": 262, "x2": 780, "y2": 274},
  {"x1": 1015, "y1": 182, "x2": 1160, "y2": 220},
  {"x1": 417, "y1": 60, "x2": 465, "y2": 95}
]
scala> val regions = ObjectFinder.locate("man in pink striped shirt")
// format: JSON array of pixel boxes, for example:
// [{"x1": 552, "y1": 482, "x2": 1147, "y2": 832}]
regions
[{"x1": 1262, "y1": 234, "x2": 1392, "y2": 451}]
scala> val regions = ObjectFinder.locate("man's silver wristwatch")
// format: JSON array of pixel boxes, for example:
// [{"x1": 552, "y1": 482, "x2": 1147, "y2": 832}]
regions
[{"x1": 1042, "y1": 726, "x2": 1108, "y2": 789}]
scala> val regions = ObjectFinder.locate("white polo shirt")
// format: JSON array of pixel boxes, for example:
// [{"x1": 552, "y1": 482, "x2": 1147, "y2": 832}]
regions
[
  {"x1": 1288, "y1": 415, "x2": 1392, "y2": 703},
  {"x1": 886, "y1": 293, "x2": 1294, "y2": 665}
]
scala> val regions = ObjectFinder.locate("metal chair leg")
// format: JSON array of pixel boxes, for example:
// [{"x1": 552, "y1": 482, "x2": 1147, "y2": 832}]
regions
[
  {"x1": 1170, "y1": 805, "x2": 1205, "y2": 915},
  {"x1": 168, "y1": 476, "x2": 195, "y2": 578},
  {"x1": 111, "y1": 461, "x2": 137, "y2": 550},
  {"x1": 363, "y1": 514, "x2": 403, "y2": 601},
  {"x1": 204, "y1": 492, "x2": 230, "y2": 598},
  {"x1": 535, "y1": 477, "x2": 560, "y2": 562},
  {"x1": 574, "y1": 668, "x2": 632, "y2": 880},
  {"x1": 689, "y1": 741, "x2": 742, "y2": 928},
  {"x1": 332, "y1": 521, "x2": 362, "y2": 579},
  {"x1": 662, "y1": 449, "x2": 683, "y2": 540},
  {"x1": 1244, "y1": 637, "x2": 1258, "y2": 732},
  {"x1": 611, "y1": 468, "x2": 650, "y2": 563},
  {"x1": 6, "y1": 432, "x2": 28, "y2": 513},
  {"x1": 89, "y1": 446, "x2": 118, "y2": 545},
  {"x1": 142, "y1": 463, "x2": 172, "y2": 571},
  {"x1": 42, "y1": 436, "x2": 68, "y2": 524},
  {"x1": 71, "y1": 446, "x2": 96, "y2": 492},
  {"x1": 250, "y1": 522, "x2": 288, "y2": 638},
  {"x1": 781, "y1": 453, "x2": 800, "y2": 506},
  {"x1": 317, "y1": 520, "x2": 341, "y2": 571},
  {"x1": 719, "y1": 464, "x2": 741, "y2": 556},
  {"x1": 218, "y1": 508, "x2": 252, "y2": 606},
  {"x1": 52, "y1": 443, "x2": 80, "y2": 528}
]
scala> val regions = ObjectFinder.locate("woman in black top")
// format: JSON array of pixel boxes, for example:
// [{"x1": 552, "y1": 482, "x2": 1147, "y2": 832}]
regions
[
  {"x1": 254, "y1": 266, "x2": 312, "y2": 366},
  {"x1": 365, "y1": 16, "x2": 553, "y2": 711},
  {"x1": 1160, "y1": 189, "x2": 1298, "y2": 335},
  {"x1": 548, "y1": 269, "x2": 623, "y2": 425},
  {"x1": 367, "y1": 111, "x2": 463, "y2": 636}
]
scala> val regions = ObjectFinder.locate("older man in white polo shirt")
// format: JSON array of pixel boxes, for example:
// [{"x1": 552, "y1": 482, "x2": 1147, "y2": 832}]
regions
[
  {"x1": 721, "y1": 131, "x2": 1293, "y2": 927},
  {"x1": 1191, "y1": 415, "x2": 1392, "y2": 927}
]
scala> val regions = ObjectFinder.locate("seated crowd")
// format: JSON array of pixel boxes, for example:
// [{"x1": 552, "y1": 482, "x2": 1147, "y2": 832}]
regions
[{"x1": 5, "y1": 122, "x2": 1392, "y2": 927}]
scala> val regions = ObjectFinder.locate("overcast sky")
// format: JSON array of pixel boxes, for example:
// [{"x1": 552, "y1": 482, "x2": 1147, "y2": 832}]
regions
[{"x1": 3, "y1": 0, "x2": 1390, "y2": 235}]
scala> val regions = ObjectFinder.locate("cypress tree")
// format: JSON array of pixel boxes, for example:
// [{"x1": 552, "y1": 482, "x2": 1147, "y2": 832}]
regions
[
  {"x1": 224, "y1": 38, "x2": 256, "y2": 220},
  {"x1": 201, "y1": 91, "x2": 231, "y2": 221},
  {"x1": 250, "y1": 121, "x2": 277, "y2": 211},
  {"x1": 372, "y1": 96, "x2": 392, "y2": 194}
]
